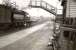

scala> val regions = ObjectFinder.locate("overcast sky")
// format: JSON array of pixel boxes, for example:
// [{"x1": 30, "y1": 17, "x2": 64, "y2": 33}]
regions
[{"x1": 0, "y1": 0, "x2": 62, "y2": 17}]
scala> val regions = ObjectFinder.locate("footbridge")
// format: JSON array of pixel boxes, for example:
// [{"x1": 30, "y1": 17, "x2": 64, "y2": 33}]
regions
[{"x1": 29, "y1": 0, "x2": 57, "y2": 16}]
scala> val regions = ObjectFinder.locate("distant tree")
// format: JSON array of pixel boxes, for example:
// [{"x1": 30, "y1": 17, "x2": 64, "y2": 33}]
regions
[
  {"x1": 2, "y1": 0, "x2": 11, "y2": 6},
  {"x1": 11, "y1": 2, "x2": 18, "y2": 8},
  {"x1": 2, "y1": 0, "x2": 19, "y2": 9}
]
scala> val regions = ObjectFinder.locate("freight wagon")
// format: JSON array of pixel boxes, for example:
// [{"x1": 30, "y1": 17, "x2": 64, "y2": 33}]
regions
[{"x1": 0, "y1": 4, "x2": 27, "y2": 30}]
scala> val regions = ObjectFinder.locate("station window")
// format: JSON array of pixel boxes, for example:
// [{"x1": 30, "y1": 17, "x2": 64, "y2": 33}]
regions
[{"x1": 63, "y1": 31, "x2": 70, "y2": 38}]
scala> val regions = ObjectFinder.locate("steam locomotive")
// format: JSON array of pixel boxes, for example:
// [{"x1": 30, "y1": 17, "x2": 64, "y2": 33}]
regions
[{"x1": 0, "y1": 4, "x2": 28, "y2": 29}]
